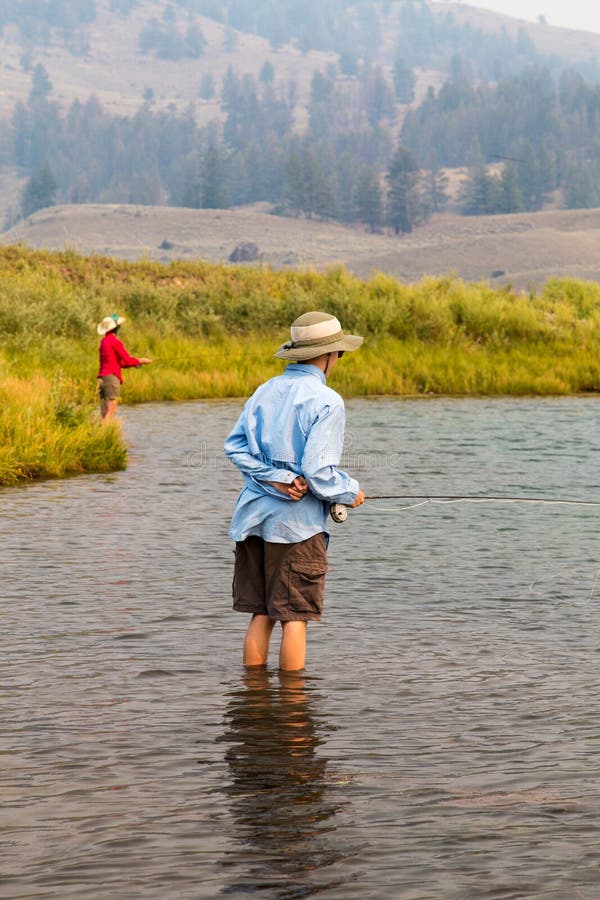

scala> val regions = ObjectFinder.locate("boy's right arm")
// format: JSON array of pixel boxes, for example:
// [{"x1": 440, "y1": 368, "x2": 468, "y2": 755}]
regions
[{"x1": 301, "y1": 402, "x2": 361, "y2": 505}]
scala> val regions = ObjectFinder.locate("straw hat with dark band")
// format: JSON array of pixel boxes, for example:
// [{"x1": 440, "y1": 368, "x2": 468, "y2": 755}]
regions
[{"x1": 275, "y1": 311, "x2": 363, "y2": 361}]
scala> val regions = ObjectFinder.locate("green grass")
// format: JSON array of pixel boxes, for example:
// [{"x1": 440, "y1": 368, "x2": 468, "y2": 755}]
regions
[
  {"x1": 2, "y1": 245, "x2": 600, "y2": 484},
  {"x1": 0, "y1": 373, "x2": 126, "y2": 486}
]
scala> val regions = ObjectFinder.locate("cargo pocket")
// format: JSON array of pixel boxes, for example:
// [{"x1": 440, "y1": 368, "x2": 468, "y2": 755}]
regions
[{"x1": 288, "y1": 561, "x2": 328, "y2": 616}]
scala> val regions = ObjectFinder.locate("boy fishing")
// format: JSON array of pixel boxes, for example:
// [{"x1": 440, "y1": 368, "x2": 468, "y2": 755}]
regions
[{"x1": 224, "y1": 311, "x2": 365, "y2": 672}]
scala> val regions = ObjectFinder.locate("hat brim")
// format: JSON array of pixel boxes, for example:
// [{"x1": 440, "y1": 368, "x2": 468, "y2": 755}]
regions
[
  {"x1": 97, "y1": 316, "x2": 126, "y2": 335},
  {"x1": 275, "y1": 334, "x2": 364, "y2": 360}
]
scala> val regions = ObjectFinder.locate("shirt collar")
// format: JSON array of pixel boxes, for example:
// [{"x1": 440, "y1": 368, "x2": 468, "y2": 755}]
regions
[{"x1": 284, "y1": 363, "x2": 326, "y2": 384}]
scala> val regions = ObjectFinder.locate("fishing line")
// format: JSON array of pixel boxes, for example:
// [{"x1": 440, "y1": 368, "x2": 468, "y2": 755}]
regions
[
  {"x1": 364, "y1": 499, "x2": 432, "y2": 512},
  {"x1": 350, "y1": 496, "x2": 600, "y2": 602},
  {"x1": 528, "y1": 563, "x2": 600, "y2": 602},
  {"x1": 329, "y1": 494, "x2": 600, "y2": 602},
  {"x1": 362, "y1": 495, "x2": 600, "y2": 516},
  {"x1": 586, "y1": 567, "x2": 600, "y2": 601},
  {"x1": 330, "y1": 493, "x2": 600, "y2": 600},
  {"x1": 330, "y1": 494, "x2": 600, "y2": 522},
  {"x1": 365, "y1": 494, "x2": 600, "y2": 506}
]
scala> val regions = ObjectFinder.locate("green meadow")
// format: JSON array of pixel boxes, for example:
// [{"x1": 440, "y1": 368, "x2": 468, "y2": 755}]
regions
[{"x1": 2, "y1": 245, "x2": 600, "y2": 484}]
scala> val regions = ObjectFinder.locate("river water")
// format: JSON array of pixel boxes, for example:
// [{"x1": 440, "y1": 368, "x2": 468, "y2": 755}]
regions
[{"x1": 3, "y1": 397, "x2": 600, "y2": 899}]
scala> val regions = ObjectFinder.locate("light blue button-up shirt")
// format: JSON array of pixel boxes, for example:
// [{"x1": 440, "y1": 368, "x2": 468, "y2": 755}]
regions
[{"x1": 225, "y1": 364, "x2": 359, "y2": 543}]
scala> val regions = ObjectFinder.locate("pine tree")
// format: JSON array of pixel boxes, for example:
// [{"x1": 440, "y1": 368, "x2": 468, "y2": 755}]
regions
[
  {"x1": 201, "y1": 144, "x2": 229, "y2": 209},
  {"x1": 301, "y1": 146, "x2": 324, "y2": 219},
  {"x1": 11, "y1": 101, "x2": 30, "y2": 168},
  {"x1": 498, "y1": 163, "x2": 523, "y2": 213},
  {"x1": 427, "y1": 166, "x2": 449, "y2": 213},
  {"x1": 354, "y1": 166, "x2": 383, "y2": 232},
  {"x1": 335, "y1": 150, "x2": 358, "y2": 223},
  {"x1": 563, "y1": 159, "x2": 600, "y2": 208},
  {"x1": 234, "y1": 148, "x2": 257, "y2": 205},
  {"x1": 199, "y1": 73, "x2": 215, "y2": 100},
  {"x1": 180, "y1": 153, "x2": 201, "y2": 208},
  {"x1": 460, "y1": 165, "x2": 495, "y2": 215},
  {"x1": 185, "y1": 24, "x2": 205, "y2": 59},
  {"x1": 339, "y1": 51, "x2": 359, "y2": 76},
  {"x1": 393, "y1": 56, "x2": 416, "y2": 104},
  {"x1": 29, "y1": 64, "x2": 52, "y2": 103},
  {"x1": 514, "y1": 142, "x2": 546, "y2": 211},
  {"x1": 20, "y1": 161, "x2": 58, "y2": 217},
  {"x1": 363, "y1": 65, "x2": 395, "y2": 127},
  {"x1": 313, "y1": 170, "x2": 339, "y2": 221},
  {"x1": 283, "y1": 147, "x2": 305, "y2": 216},
  {"x1": 386, "y1": 145, "x2": 425, "y2": 234},
  {"x1": 259, "y1": 61, "x2": 275, "y2": 84}
]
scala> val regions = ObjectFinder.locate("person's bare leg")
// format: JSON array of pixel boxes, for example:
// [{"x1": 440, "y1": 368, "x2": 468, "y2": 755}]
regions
[
  {"x1": 101, "y1": 399, "x2": 118, "y2": 424},
  {"x1": 279, "y1": 621, "x2": 307, "y2": 671},
  {"x1": 243, "y1": 614, "x2": 275, "y2": 667}
]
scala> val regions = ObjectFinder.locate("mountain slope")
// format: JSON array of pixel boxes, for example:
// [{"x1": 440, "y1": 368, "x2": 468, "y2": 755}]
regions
[
  {"x1": 0, "y1": 0, "x2": 337, "y2": 121},
  {"x1": 4, "y1": 202, "x2": 600, "y2": 289},
  {"x1": 2, "y1": 0, "x2": 600, "y2": 123}
]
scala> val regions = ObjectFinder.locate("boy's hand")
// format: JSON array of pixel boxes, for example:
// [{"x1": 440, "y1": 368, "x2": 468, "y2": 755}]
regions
[
  {"x1": 351, "y1": 489, "x2": 365, "y2": 508},
  {"x1": 268, "y1": 476, "x2": 309, "y2": 501},
  {"x1": 289, "y1": 476, "x2": 309, "y2": 500}
]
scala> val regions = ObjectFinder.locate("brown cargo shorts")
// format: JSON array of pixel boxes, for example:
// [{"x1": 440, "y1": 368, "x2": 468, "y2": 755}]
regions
[
  {"x1": 98, "y1": 374, "x2": 121, "y2": 400},
  {"x1": 232, "y1": 533, "x2": 328, "y2": 622}
]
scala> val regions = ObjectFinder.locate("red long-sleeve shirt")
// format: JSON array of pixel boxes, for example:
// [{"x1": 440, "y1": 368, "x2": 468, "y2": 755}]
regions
[{"x1": 98, "y1": 332, "x2": 140, "y2": 383}]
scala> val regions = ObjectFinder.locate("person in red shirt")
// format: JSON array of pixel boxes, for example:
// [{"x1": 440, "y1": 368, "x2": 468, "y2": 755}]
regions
[{"x1": 97, "y1": 314, "x2": 152, "y2": 424}]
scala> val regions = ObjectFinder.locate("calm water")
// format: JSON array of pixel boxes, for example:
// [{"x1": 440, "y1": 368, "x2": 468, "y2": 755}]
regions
[{"x1": 3, "y1": 397, "x2": 600, "y2": 899}]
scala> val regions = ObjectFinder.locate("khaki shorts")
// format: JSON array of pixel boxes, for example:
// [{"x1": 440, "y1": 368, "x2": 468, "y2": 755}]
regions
[
  {"x1": 98, "y1": 375, "x2": 121, "y2": 401},
  {"x1": 232, "y1": 533, "x2": 328, "y2": 622}
]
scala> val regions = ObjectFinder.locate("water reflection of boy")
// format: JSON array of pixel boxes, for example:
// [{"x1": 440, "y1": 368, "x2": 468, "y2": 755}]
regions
[
  {"x1": 224, "y1": 312, "x2": 365, "y2": 671},
  {"x1": 96, "y1": 314, "x2": 152, "y2": 424},
  {"x1": 218, "y1": 671, "x2": 347, "y2": 893}
]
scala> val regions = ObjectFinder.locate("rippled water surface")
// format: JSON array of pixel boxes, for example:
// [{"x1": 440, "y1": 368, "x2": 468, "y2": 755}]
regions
[{"x1": 3, "y1": 397, "x2": 600, "y2": 899}]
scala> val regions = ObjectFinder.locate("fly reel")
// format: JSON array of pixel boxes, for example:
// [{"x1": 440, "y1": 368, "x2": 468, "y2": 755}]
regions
[{"x1": 330, "y1": 503, "x2": 348, "y2": 523}]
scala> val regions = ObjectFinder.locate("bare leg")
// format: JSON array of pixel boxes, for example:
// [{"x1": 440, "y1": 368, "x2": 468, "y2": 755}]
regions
[
  {"x1": 101, "y1": 399, "x2": 118, "y2": 424},
  {"x1": 243, "y1": 614, "x2": 275, "y2": 667},
  {"x1": 279, "y1": 621, "x2": 307, "y2": 672}
]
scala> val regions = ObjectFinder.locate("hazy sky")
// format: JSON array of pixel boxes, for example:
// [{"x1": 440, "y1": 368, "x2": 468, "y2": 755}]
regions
[{"x1": 465, "y1": 0, "x2": 600, "y2": 34}]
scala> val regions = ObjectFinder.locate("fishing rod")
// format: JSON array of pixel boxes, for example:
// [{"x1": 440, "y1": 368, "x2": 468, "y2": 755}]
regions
[
  {"x1": 366, "y1": 494, "x2": 600, "y2": 505},
  {"x1": 152, "y1": 356, "x2": 205, "y2": 363},
  {"x1": 330, "y1": 494, "x2": 600, "y2": 523}
]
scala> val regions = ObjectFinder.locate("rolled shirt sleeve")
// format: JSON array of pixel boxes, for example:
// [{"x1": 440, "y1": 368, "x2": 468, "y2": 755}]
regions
[
  {"x1": 301, "y1": 402, "x2": 359, "y2": 505},
  {"x1": 224, "y1": 413, "x2": 298, "y2": 493}
]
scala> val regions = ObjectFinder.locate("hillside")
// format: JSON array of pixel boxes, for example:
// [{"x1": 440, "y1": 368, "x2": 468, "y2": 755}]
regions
[
  {"x1": 3, "y1": 1, "x2": 600, "y2": 255},
  {"x1": 445, "y1": 4, "x2": 600, "y2": 63},
  {"x1": 2, "y1": 1, "x2": 600, "y2": 123},
  {"x1": 0, "y1": 1, "x2": 338, "y2": 121},
  {"x1": 4, "y1": 202, "x2": 600, "y2": 289}
]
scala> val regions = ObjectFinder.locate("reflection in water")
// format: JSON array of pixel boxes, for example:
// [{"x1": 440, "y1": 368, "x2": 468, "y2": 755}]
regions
[{"x1": 218, "y1": 671, "x2": 352, "y2": 898}]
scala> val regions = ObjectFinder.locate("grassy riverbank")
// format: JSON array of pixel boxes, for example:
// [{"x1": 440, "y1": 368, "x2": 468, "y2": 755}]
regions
[
  {"x1": 0, "y1": 373, "x2": 126, "y2": 485},
  {"x1": 2, "y1": 245, "x2": 600, "y2": 483}
]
